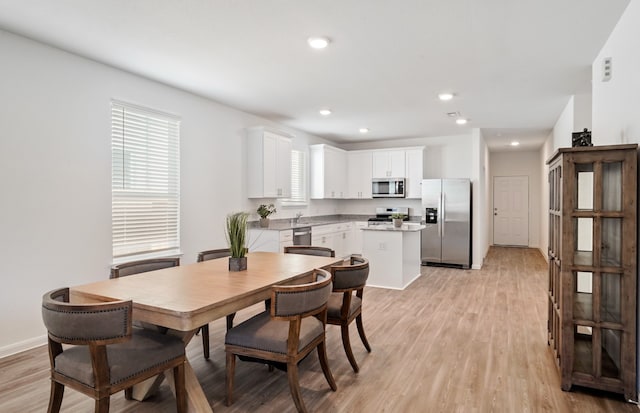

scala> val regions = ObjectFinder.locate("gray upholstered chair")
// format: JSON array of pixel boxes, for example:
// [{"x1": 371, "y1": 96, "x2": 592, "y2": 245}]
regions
[
  {"x1": 110, "y1": 257, "x2": 180, "y2": 279},
  {"x1": 283, "y1": 245, "x2": 335, "y2": 257},
  {"x1": 41, "y1": 287, "x2": 186, "y2": 413},
  {"x1": 327, "y1": 255, "x2": 371, "y2": 372},
  {"x1": 225, "y1": 268, "x2": 337, "y2": 413},
  {"x1": 196, "y1": 248, "x2": 234, "y2": 360}
]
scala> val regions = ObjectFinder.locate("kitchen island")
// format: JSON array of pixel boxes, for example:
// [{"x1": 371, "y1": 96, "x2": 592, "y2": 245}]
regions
[{"x1": 362, "y1": 223, "x2": 425, "y2": 290}]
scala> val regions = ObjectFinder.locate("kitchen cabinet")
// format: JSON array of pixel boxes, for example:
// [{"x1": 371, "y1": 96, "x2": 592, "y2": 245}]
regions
[
  {"x1": 405, "y1": 148, "x2": 424, "y2": 199},
  {"x1": 350, "y1": 221, "x2": 368, "y2": 255},
  {"x1": 310, "y1": 144, "x2": 347, "y2": 199},
  {"x1": 346, "y1": 151, "x2": 373, "y2": 199},
  {"x1": 247, "y1": 127, "x2": 292, "y2": 198},
  {"x1": 248, "y1": 229, "x2": 293, "y2": 253},
  {"x1": 311, "y1": 222, "x2": 352, "y2": 258},
  {"x1": 372, "y1": 150, "x2": 405, "y2": 178},
  {"x1": 546, "y1": 144, "x2": 637, "y2": 400}
]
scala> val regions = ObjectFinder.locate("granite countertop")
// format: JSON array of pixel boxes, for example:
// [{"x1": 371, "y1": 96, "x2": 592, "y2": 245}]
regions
[
  {"x1": 248, "y1": 215, "x2": 371, "y2": 231},
  {"x1": 248, "y1": 215, "x2": 423, "y2": 231},
  {"x1": 361, "y1": 223, "x2": 426, "y2": 232}
]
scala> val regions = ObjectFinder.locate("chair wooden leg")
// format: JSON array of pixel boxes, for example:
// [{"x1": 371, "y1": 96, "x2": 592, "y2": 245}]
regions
[
  {"x1": 286, "y1": 362, "x2": 307, "y2": 413},
  {"x1": 356, "y1": 314, "x2": 371, "y2": 352},
  {"x1": 317, "y1": 340, "x2": 337, "y2": 391},
  {"x1": 340, "y1": 324, "x2": 359, "y2": 373},
  {"x1": 173, "y1": 363, "x2": 186, "y2": 413},
  {"x1": 47, "y1": 381, "x2": 64, "y2": 413},
  {"x1": 95, "y1": 397, "x2": 110, "y2": 413},
  {"x1": 226, "y1": 313, "x2": 236, "y2": 331},
  {"x1": 225, "y1": 352, "x2": 236, "y2": 406},
  {"x1": 201, "y1": 324, "x2": 210, "y2": 359},
  {"x1": 124, "y1": 387, "x2": 133, "y2": 400}
]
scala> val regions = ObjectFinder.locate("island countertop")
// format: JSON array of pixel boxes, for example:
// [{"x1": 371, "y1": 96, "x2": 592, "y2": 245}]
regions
[{"x1": 361, "y1": 223, "x2": 425, "y2": 232}]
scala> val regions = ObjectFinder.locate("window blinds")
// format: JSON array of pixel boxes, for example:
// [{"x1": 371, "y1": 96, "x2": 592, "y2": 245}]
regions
[
  {"x1": 285, "y1": 149, "x2": 307, "y2": 205},
  {"x1": 111, "y1": 101, "x2": 180, "y2": 258}
]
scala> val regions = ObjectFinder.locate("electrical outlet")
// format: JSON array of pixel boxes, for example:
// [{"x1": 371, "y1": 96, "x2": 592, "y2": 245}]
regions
[
  {"x1": 602, "y1": 57, "x2": 612, "y2": 82},
  {"x1": 379, "y1": 242, "x2": 386, "y2": 250}
]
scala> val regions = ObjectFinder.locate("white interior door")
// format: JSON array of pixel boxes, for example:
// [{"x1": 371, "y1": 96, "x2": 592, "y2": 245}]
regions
[{"x1": 493, "y1": 176, "x2": 529, "y2": 246}]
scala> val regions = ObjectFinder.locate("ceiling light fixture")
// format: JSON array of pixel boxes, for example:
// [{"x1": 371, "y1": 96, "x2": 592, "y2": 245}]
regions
[
  {"x1": 308, "y1": 36, "x2": 330, "y2": 49},
  {"x1": 359, "y1": 128, "x2": 369, "y2": 134},
  {"x1": 438, "y1": 92, "x2": 454, "y2": 101},
  {"x1": 511, "y1": 141, "x2": 520, "y2": 146},
  {"x1": 319, "y1": 108, "x2": 332, "y2": 116},
  {"x1": 455, "y1": 118, "x2": 468, "y2": 125}
]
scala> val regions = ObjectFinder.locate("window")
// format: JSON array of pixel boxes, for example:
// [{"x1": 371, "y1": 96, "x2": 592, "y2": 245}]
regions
[
  {"x1": 282, "y1": 149, "x2": 307, "y2": 206},
  {"x1": 111, "y1": 100, "x2": 180, "y2": 259}
]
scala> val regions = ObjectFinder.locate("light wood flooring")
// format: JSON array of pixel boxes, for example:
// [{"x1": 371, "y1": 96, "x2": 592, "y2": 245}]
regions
[{"x1": 1, "y1": 247, "x2": 637, "y2": 412}]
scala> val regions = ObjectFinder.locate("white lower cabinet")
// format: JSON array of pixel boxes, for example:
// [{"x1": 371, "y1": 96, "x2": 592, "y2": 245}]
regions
[
  {"x1": 249, "y1": 229, "x2": 293, "y2": 253},
  {"x1": 351, "y1": 222, "x2": 367, "y2": 256}
]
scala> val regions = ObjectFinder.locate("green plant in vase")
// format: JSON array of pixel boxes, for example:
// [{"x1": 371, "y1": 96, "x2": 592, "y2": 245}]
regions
[
  {"x1": 226, "y1": 211, "x2": 249, "y2": 270},
  {"x1": 390, "y1": 213, "x2": 406, "y2": 228},
  {"x1": 257, "y1": 203, "x2": 276, "y2": 227}
]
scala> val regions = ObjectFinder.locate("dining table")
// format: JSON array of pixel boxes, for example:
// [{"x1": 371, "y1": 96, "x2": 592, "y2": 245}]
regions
[{"x1": 70, "y1": 251, "x2": 343, "y2": 413}]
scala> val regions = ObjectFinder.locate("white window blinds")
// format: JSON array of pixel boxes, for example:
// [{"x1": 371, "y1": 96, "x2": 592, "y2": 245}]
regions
[
  {"x1": 111, "y1": 101, "x2": 180, "y2": 258},
  {"x1": 282, "y1": 149, "x2": 307, "y2": 206}
]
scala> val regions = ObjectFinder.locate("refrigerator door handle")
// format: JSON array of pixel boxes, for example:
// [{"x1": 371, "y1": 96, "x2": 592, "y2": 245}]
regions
[
  {"x1": 441, "y1": 192, "x2": 445, "y2": 236},
  {"x1": 438, "y1": 192, "x2": 443, "y2": 237}
]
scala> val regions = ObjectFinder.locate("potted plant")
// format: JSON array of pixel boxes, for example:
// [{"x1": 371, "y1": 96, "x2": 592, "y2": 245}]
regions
[
  {"x1": 226, "y1": 211, "x2": 249, "y2": 271},
  {"x1": 257, "y1": 203, "x2": 277, "y2": 227},
  {"x1": 390, "y1": 213, "x2": 405, "y2": 228}
]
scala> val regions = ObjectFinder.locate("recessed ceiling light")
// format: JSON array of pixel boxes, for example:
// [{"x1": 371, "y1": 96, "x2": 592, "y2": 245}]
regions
[
  {"x1": 438, "y1": 92, "x2": 454, "y2": 101},
  {"x1": 511, "y1": 141, "x2": 520, "y2": 146},
  {"x1": 319, "y1": 108, "x2": 332, "y2": 116},
  {"x1": 455, "y1": 118, "x2": 468, "y2": 125},
  {"x1": 359, "y1": 128, "x2": 369, "y2": 134},
  {"x1": 308, "y1": 37, "x2": 330, "y2": 49}
]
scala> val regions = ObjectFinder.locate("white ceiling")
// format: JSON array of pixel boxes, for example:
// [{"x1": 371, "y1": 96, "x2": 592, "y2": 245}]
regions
[{"x1": 0, "y1": 0, "x2": 630, "y2": 151}]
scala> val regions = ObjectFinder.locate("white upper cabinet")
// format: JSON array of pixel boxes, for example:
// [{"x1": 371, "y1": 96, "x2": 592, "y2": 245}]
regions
[
  {"x1": 247, "y1": 127, "x2": 292, "y2": 198},
  {"x1": 405, "y1": 148, "x2": 424, "y2": 199},
  {"x1": 346, "y1": 151, "x2": 372, "y2": 199},
  {"x1": 372, "y1": 149, "x2": 406, "y2": 178},
  {"x1": 310, "y1": 144, "x2": 347, "y2": 199}
]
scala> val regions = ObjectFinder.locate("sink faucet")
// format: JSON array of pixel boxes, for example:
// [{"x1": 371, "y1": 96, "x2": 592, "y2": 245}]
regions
[{"x1": 294, "y1": 212, "x2": 303, "y2": 224}]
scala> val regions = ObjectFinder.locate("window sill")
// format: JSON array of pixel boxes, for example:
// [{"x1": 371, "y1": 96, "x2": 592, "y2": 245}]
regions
[{"x1": 112, "y1": 250, "x2": 183, "y2": 266}]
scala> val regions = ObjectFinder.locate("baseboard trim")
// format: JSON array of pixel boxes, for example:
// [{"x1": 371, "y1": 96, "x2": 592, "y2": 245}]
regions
[{"x1": 0, "y1": 335, "x2": 47, "y2": 359}]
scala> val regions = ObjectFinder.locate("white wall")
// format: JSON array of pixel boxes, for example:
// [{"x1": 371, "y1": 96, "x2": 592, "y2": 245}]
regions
[
  {"x1": 471, "y1": 129, "x2": 489, "y2": 269},
  {"x1": 489, "y1": 151, "x2": 542, "y2": 249},
  {"x1": 592, "y1": 0, "x2": 640, "y2": 145},
  {"x1": 589, "y1": 0, "x2": 640, "y2": 397},
  {"x1": 539, "y1": 131, "x2": 554, "y2": 260},
  {"x1": 554, "y1": 96, "x2": 575, "y2": 149},
  {"x1": 0, "y1": 30, "x2": 336, "y2": 356}
]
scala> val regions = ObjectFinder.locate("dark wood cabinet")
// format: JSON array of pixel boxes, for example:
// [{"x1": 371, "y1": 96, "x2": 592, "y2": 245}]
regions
[{"x1": 547, "y1": 144, "x2": 637, "y2": 401}]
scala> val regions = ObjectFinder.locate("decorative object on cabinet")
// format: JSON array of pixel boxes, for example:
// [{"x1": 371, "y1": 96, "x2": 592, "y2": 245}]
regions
[
  {"x1": 390, "y1": 213, "x2": 405, "y2": 228},
  {"x1": 246, "y1": 127, "x2": 293, "y2": 198},
  {"x1": 572, "y1": 128, "x2": 593, "y2": 147},
  {"x1": 546, "y1": 144, "x2": 637, "y2": 401},
  {"x1": 257, "y1": 203, "x2": 277, "y2": 227},
  {"x1": 226, "y1": 211, "x2": 249, "y2": 271}
]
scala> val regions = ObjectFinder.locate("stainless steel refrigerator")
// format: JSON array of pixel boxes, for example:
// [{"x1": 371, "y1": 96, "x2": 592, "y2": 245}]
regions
[{"x1": 421, "y1": 179, "x2": 471, "y2": 268}]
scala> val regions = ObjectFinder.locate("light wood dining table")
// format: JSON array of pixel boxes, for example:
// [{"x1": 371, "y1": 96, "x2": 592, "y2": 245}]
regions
[{"x1": 70, "y1": 251, "x2": 343, "y2": 413}]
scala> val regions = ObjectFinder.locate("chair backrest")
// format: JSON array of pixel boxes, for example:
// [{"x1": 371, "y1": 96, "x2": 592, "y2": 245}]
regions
[
  {"x1": 110, "y1": 257, "x2": 180, "y2": 278},
  {"x1": 330, "y1": 256, "x2": 369, "y2": 291},
  {"x1": 271, "y1": 268, "x2": 332, "y2": 319},
  {"x1": 197, "y1": 248, "x2": 232, "y2": 262},
  {"x1": 41, "y1": 287, "x2": 132, "y2": 346},
  {"x1": 283, "y1": 246, "x2": 335, "y2": 257}
]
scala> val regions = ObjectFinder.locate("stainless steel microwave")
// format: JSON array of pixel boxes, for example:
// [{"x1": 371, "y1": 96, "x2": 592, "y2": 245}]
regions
[{"x1": 372, "y1": 178, "x2": 405, "y2": 198}]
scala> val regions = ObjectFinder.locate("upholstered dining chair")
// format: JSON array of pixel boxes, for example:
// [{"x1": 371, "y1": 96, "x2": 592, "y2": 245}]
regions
[
  {"x1": 41, "y1": 287, "x2": 186, "y2": 413},
  {"x1": 225, "y1": 268, "x2": 337, "y2": 413},
  {"x1": 283, "y1": 245, "x2": 336, "y2": 257},
  {"x1": 110, "y1": 257, "x2": 180, "y2": 279},
  {"x1": 327, "y1": 255, "x2": 371, "y2": 373},
  {"x1": 196, "y1": 248, "x2": 235, "y2": 360}
]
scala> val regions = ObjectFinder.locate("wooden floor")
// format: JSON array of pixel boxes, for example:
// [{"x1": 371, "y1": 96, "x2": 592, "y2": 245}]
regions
[{"x1": 1, "y1": 247, "x2": 637, "y2": 412}]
